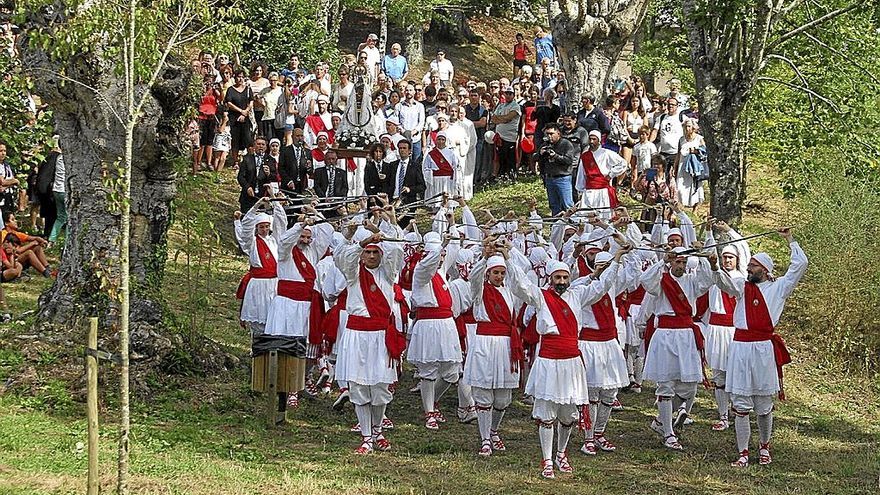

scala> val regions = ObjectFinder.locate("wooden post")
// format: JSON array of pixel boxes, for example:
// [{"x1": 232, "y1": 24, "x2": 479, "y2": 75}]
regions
[
  {"x1": 86, "y1": 317, "x2": 99, "y2": 495},
  {"x1": 266, "y1": 351, "x2": 278, "y2": 427}
]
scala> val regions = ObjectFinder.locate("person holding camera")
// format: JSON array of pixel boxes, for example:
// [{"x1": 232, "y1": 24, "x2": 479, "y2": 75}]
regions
[{"x1": 539, "y1": 123, "x2": 578, "y2": 215}]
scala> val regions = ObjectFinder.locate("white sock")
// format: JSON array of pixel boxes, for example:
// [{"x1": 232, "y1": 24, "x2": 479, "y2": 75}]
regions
[
  {"x1": 457, "y1": 382, "x2": 474, "y2": 409},
  {"x1": 734, "y1": 413, "x2": 751, "y2": 452},
  {"x1": 585, "y1": 402, "x2": 598, "y2": 440},
  {"x1": 538, "y1": 423, "x2": 554, "y2": 460},
  {"x1": 757, "y1": 412, "x2": 773, "y2": 445},
  {"x1": 715, "y1": 388, "x2": 730, "y2": 420},
  {"x1": 491, "y1": 408, "x2": 505, "y2": 431},
  {"x1": 658, "y1": 399, "x2": 674, "y2": 436},
  {"x1": 433, "y1": 379, "x2": 453, "y2": 403},
  {"x1": 595, "y1": 402, "x2": 613, "y2": 435},
  {"x1": 370, "y1": 404, "x2": 386, "y2": 434},
  {"x1": 476, "y1": 406, "x2": 492, "y2": 441},
  {"x1": 355, "y1": 404, "x2": 372, "y2": 438},
  {"x1": 557, "y1": 423, "x2": 573, "y2": 453},
  {"x1": 420, "y1": 380, "x2": 436, "y2": 413}
]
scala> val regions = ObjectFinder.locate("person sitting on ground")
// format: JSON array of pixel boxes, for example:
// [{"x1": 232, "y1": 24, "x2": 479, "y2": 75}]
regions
[
  {"x1": 1, "y1": 214, "x2": 52, "y2": 277},
  {"x1": 1, "y1": 235, "x2": 24, "y2": 282}
]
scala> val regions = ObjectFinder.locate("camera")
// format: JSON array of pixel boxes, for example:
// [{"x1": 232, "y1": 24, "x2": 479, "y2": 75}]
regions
[{"x1": 539, "y1": 145, "x2": 554, "y2": 158}]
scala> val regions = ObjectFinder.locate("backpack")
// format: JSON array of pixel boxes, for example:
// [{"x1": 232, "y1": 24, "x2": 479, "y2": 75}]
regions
[{"x1": 608, "y1": 112, "x2": 629, "y2": 144}]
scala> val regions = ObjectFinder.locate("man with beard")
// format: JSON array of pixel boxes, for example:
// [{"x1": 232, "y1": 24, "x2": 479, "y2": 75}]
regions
[
  {"x1": 640, "y1": 247, "x2": 720, "y2": 451},
  {"x1": 574, "y1": 131, "x2": 628, "y2": 219},
  {"x1": 505, "y1": 252, "x2": 620, "y2": 479},
  {"x1": 714, "y1": 228, "x2": 807, "y2": 467}
]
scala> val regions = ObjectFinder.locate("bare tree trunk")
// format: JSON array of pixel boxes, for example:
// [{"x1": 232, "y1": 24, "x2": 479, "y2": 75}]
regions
[
  {"x1": 405, "y1": 22, "x2": 424, "y2": 67},
  {"x1": 547, "y1": 0, "x2": 649, "y2": 100},
  {"x1": 379, "y1": 0, "x2": 388, "y2": 54},
  {"x1": 699, "y1": 96, "x2": 747, "y2": 223}
]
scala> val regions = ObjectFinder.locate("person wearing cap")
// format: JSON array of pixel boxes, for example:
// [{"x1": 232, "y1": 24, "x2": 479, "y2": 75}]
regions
[
  {"x1": 334, "y1": 218, "x2": 406, "y2": 454},
  {"x1": 574, "y1": 129, "x2": 628, "y2": 219},
  {"x1": 698, "y1": 221, "x2": 751, "y2": 432},
  {"x1": 422, "y1": 132, "x2": 459, "y2": 200},
  {"x1": 429, "y1": 50, "x2": 454, "y2": 87},
  {"x1": 622, "y1": 237, "x2": 656, "y2": 394},
  {"x1": 640, "y1": 245, "x2": 721, "y2": 451},
  {"x1": 382, "y1": 42, "x2": 409, "y2": 83},
  {"x1": 491, "y1": 85, "x2": 522, "y2": 180},
  {"x1": 460, "y1": 243, "x2": 524, "y2": 456},
  {"x1": 576, "y1": 246, "x2": 634, "y2": 456},
  {"x1": 357, "y1": 34, "x2": 382, "y2": 78},
  {"x1": 713, "y1": 228, "x2": 807, "y2": 467},
  {"x1": 504, "y1": 241, "x2": 621, "y2": 479},
  {"x1": 234, "y1": 197, "x2": 286, "y2": 336},
  {"x1": 408, "y1": 229, "x2": 464, "y2": 430},
  {"x1": 262, "y1": 203, "x2": 335, "y2": 419},
  {"x1": 446, "y1": 246, "x2": 477, "y2": 425}
]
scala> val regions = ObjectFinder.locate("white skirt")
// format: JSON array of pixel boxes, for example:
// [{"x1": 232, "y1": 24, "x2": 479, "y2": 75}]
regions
[
  {"x1": 240, "y1": 278, "x2": 277, "y2": 324},
  {"x1": 525, "y1": 355, "x2": 590, "y2": 405},
  {"x1": 427, "y1": 175, "x2": 456, "y2": 200},
  {"x1": 407, "y1": 318, "x2": 463, "y2": 363},
  {"x1": 578, "y1": 340, "x2": 630, "y2": 389},
  {"x1": 335, "y1": 328, "x2": 398, "y2": 386},
  {"x1": 725, "y1": 340, "x2": 780, "y2": 396},
  {"x1": 705, "y1": 323, "x2": 735, "y2": 371},
  {"x1": 676, "y1": 168, "x2": 705, "y2": 207},
  {"x1": 579, "y1": 188, "x2": 611, "y2": 219},
  {"x1": 463, "y1": 334, "x2": 520, "y2": 389},
  {"x1": 642, "y1": 328, "x2": 704, "y2": 383},
  {"x1": 264, "y1": 296, "x2": 311, "y2": 337}
]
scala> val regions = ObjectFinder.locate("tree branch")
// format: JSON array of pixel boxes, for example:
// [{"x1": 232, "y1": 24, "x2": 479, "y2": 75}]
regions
[
  {"x1": 798, "y1": 30, "x2": 880, "y2": 86},
  {"x1": 768, "y1": 2, "x2": 862, "y2": 50},
  {"x1": 757, "y1": 75, "x2": 840, "y2": 112},
  {"x1": 766, "y1": 53, "x2": 816, "y2": 111},
  {"x1": 26, "y1": 67, "x2": 124, "y2": 125}
]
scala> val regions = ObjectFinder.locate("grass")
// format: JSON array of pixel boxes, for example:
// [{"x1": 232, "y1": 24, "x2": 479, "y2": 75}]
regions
[{"x1": 0, "y1": 171, "x2": 878, "y2": 494}]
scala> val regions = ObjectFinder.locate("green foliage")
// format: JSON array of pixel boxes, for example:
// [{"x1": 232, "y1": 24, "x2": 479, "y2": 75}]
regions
[
  {"x1": 746, "y1": 4, "x2": 880, "y2": 369},
  {"x1": 0, "y1": 54, "x2": 54, "y2": 172},
  {"x1": 238, "y1": 0, "x2": 339, "y2": 69}
]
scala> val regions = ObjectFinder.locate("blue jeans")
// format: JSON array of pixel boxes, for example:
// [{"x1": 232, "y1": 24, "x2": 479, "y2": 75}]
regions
[
  {"x1": 546, "y1": 175, "x2": 573, "y2": 215},
  {"x1": 49, "y1": 191, "x2": 67, "y2": 241}
]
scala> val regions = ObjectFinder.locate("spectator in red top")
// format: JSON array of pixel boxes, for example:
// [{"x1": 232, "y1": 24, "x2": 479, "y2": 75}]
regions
[
  {"x1": 512, "y1": 33, "x2": 531, "y2": 78},
  {"x1": 196, "y1": 73, "x2": 221, "y2": 173},
  {"x1": 520, "y1": 86, "x2": 539, "y2": 174}
]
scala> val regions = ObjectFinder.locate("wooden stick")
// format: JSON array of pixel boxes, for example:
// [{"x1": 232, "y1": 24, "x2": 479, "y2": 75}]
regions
[{"x1": 86, "y1": 317, "x2": 99, "y2": 495}]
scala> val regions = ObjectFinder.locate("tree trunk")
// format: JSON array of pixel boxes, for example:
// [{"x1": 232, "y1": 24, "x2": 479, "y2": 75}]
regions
[
  {"x1": 379, "y1": 0, "x2": 388, "y2": 54},
  {"x1": 428, "y1": 10, "x2": 480, "y2": 45},
  {"x1": 405, "y1": 22, "x2": 424, "y2": 67},
  {"x1": 698, "y1": 91, "x2": 747, "y2": 224},
  {"x1": 20, "y1": 47, "x2": 188, "y2": 327},
  {"x1": 548, "y1": 0, "x2": 649, "y2": 101}
]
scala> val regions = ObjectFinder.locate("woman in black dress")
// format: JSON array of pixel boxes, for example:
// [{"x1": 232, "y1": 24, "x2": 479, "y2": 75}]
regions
[{"x1": 223, "y1": 68, "x2": 254, "y2": 167}]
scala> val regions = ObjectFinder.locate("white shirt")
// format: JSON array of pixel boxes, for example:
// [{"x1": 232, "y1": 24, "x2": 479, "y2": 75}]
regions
[
  {"x1": 653, "y1": 111, "x2": 684, "y2": 154},
  {"x1": 430, "y1": 59, "x2": 455, "y2": 81},
  {"x1": 632, "y1": 141, "x2": 657, "y2": 172},
  {"x1": 52, "y1": 154, "x2": 66, "y2": 193}
]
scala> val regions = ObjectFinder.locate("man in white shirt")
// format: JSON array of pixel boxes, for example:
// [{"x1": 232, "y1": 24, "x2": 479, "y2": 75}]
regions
[
  {"x1": 491, "y1": 86, "x2": 522, "y2": 180},
  {"x1": 429, "y1": 50, "x2": 455, "y2": 87},
  {"x1": 650, "y1": 98, "x2": 683, "y2": 179},
  {"x1": 357, "y1": 33, "x2": 382, "y2": 78},
  {"x1": 395, "y1": 84, "x2": 426, "y2": 161}
]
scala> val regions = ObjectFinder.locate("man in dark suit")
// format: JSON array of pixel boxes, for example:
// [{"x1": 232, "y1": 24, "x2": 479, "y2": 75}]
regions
[
  {"x1": 238, "y1": 136, "x2": 277, "y2": 212},
  {"x1": 278, "y1": 127, "x2": 310, "y2": 194},
  {"x1": 312, "y1": 149, "x2": 348, "y2": 217},
  {"x1": 384, "y1": 139, "x2": 425, "y2": 205}
]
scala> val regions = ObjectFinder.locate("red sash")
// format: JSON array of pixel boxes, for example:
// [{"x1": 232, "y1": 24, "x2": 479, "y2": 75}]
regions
[
  {"x1": 393, "y1": 283, "x2": 409, "y2": 330},
  {"x1": 581, "y1": 151, "x2": 618, "y2": 207},
  {"x1": 306, "y1": 114, "x2": 328, "y2": 137},
  {"x1": 455, "y1": 308, "x2": 476, "y2": 352},
  {"x1": 476, "y1": 284, "x2": 523, "y2": 371},
  {"x1": 656, "y1": 273, "x2": 708, "y2": 382},
  {"x1": 347, "y1": 264, "x2": 406, "y2": 363},
  {"x1": 577, "y1": 256, "x2": 592, "y2": 278},
  {"x1": 398, "y1": 251, "x2": 422, "y2": 291},
  {"x1": 322, "y1": 289, "x2": 347, "y2": 345},
  {"x1": 414, "y1": 272, "x2": 454, "y2": 319},
  {"x1": 694, "y1": 293, "x2": 710, "y2": 322},
  {"x1": 285, "y1": 247, "x2": 324, "y2": 346},
  {"x1": 537, "y1": 289, "x2": 581, "y2": 360},
  {"x1": 311, "y1": 148, "x2": 326, "y2": 163},
  {"x1": 235, "y1": 236, "x2": 277, "y2": 299},
  {"x1": 708, "y1": 291, "x2": 736, "y2": 327},
  {"x1": 628, "y1": 286, "x2": 646, "y2": 307},
  {"x1": 579, "y1": 294, "x2": 617, "y2": 341},
  {"x1": 734, "y1": 282, "x2": 791, "y2": 399},
  {"x1": 519, "y1": 303, "x2": 539, "y2": 347},
  {"x1": 346, "y1": 157, "x2": 357, "y2": 171},
  {"x1": 429, "y1": 148, "x2": 454, "y2": 177},
  {"x1": 615, "y1": 292, "x2": 628, "y2": 320}
]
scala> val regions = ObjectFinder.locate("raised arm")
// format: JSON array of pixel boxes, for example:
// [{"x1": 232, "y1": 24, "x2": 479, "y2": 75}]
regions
[
  {"x1": 640, "y1": 258, "x2": 666, "y2": 296},
  {"x1": 777, "y1": 234, "x2": 808, "y2": 299}
]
